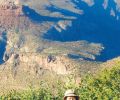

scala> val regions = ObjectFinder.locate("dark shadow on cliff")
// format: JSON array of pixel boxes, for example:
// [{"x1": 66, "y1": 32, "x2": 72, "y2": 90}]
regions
[
  {"x1": 0, "y1": 32, "x2": 7, "y2": 64},
  {"x1": 22, "y1": 5, "x2": 71, "y2": 23},
  {"x1": 43, "y1": 0, "x2": 120, "y2": 61},
  {"x1": 45, "y1": 4, "x2": 80, "y2": 17}
]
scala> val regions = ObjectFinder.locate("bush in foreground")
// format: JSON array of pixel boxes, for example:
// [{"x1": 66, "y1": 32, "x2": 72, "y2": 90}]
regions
[{"x1": 0, "y1": 64, "x2": 120, "y2": 100}]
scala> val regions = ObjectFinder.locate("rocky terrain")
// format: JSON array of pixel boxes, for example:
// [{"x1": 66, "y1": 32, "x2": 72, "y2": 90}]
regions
[{"x1": 0, "y1": 0, "x2": 120, "y2": 93}]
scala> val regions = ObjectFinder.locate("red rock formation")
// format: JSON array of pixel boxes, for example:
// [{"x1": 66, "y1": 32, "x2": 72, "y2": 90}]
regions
[{"x1": 0, "y1": 1, "x2": 31, "y2": 31}]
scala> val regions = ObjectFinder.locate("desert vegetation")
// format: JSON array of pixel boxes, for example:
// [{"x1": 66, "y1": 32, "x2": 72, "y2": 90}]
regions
[
  {"x1": 0, "y1": 62, "x2": 119, "y2": 100},
  {"x1": 0, "y1": 0, "x2": 120, "y2": 99}
]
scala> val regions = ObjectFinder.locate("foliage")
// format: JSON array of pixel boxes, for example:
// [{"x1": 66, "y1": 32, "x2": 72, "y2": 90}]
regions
[
  {"x1": 78, "y1": 66, "x2": 120, "y2": 100},
  {"x1": 0, "y1": 65, "x2": 120, "y2": 100}
]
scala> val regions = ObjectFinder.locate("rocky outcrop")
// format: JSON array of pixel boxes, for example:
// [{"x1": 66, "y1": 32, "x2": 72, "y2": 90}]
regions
[
  {"x1": 5, "y1": 52, "x2": 75, "y2": 75},
  {"x1": 0, "y1": 0, "x2": 31, "y2": 31}
]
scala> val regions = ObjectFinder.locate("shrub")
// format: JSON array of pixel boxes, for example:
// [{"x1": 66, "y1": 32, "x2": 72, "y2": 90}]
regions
[
  {"x1": 0, "y1": 64, "x2": 120, "y2": 100},
  {"x1": 78, "y1": 66, "x2": 120, "y2": 100}
]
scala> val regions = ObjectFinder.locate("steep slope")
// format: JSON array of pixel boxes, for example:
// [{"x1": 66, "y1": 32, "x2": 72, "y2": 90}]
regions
[{"x1": 0, "y1": 0, "x2": 120, "y2": 93}]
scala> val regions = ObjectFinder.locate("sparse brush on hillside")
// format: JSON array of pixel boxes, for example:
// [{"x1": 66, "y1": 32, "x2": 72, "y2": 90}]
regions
[{"x1": 0, "y1": 63, "x2": 120, "y2": 100}]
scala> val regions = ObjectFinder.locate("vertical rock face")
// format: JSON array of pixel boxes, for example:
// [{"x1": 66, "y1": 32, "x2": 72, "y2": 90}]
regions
[
  {"x1": 0, "y1": 0, "x2": 20, "y2": 5},
  {"x1": 0, "y1": 0, "x2": 20, "y2": 10},
  {"x1": 6, "y1": 53, "x2": 73, "y2": 75},
  {"x1": 0, "y1": 0, "x2": 31, "y2": 31}
]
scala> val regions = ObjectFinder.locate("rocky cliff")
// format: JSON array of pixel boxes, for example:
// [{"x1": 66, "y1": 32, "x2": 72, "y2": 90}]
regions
[
  {"x1": 0, "y1": 1, "x2": 32, "y2": 31},
  {"x1": 0, "y1": 0, "x2": 119, "y2": 94}
]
